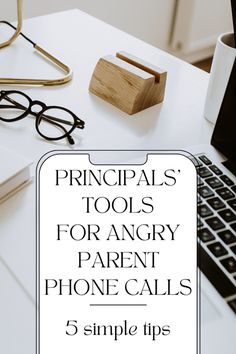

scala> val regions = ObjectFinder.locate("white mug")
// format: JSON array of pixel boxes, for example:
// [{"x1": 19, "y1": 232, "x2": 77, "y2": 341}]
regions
[{"x1": 204, "y1": 33, "x2": 236, "y2": 124}]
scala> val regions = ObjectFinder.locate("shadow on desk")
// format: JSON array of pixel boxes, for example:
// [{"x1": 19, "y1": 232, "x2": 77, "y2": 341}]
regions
[{"x1": 88, "y1": 94, "x2": 164, "y2": 136}]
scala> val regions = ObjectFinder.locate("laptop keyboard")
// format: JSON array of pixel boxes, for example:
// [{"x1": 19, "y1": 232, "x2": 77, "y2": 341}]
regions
[{"x1": 195, "y1": 154, "x2": 236, "y2": 315}]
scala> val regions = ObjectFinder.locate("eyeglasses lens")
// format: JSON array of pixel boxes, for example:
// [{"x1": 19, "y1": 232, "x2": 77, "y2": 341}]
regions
[
  {"x1": 37, "y1": 107, "x2": 75, "y2": 140},
  {"x1": 0, "y1": 92, "x2": 29, "y2": 121}
]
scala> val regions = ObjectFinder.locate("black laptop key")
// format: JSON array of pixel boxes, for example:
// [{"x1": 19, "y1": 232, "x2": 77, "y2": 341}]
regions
[
  {"x1": 197, "y1": 177, "x2": 204, "y2": 186},
  {"x1": 231, "y1": 223, "x2": 236, "y2": 232},
  {"x1": 220, "y1": 175, "x2": 234, "y2": 186},
  {"x1": 218, "y1": 209, "x2": 236, "y2": 223},
  {"x1": 218, "y1": 230, "x2": 236, "y2": 245},
  {"x1": 198, "y1": 228, "x2": 215, "y2": 243},
  {"x1": 209, "y1": 165, "x2": 223, "y2": 176},
  {"x1": 221, "y1": 257, "x2": 236, "y2": 274},
  {"x1": 198, "y1": 155, "x2": 212, "y2": 165},
  {"x1": 208, "y1": 242, "x2": 228, "y2": 258},
  {"x1": 228, "y1": 199, "x2": 236, "y2": 211},
  {"x1": 198, "y1": 167, "x2": 213, "y2": 178},
  {"x1": 228, "y1": 299, "x2": 236, "y2": 314},
  {"x1": 207, "y1": 197, "x2": 225, "y2": 210},
  {"x1": 198, "y1": 186, "x2": 214, "y2": 198},
  {"x1": 197, "y1": 217, "x2": 203, "y2": 228},
  {"x1": 205, "y1": 177, "x2": 224, "y2": 189},
  {"x1": 198, "y1": 204, "x2": 213, "y2": 218},
  {"x1": 206, "y1": 216, "x2": 225, "y2": 231},
  {"x1": 231, "y1": 245, "x2": 236, "y2": 255},
  {"x1": 198, "y1": 243, "x2": 236, "y2": 298},
  {"x1": 216, "y1": 187, "x2": 235, "y2": 200},
  {"x1": 232, "y1": 185, "x2": 236, "y2": 193},
  {"x1": 197, "y1": 195, "x2": 202, "y2": 204},
  {"x1": 191, "y1": 157, "x2": 203, "y2": 168}
]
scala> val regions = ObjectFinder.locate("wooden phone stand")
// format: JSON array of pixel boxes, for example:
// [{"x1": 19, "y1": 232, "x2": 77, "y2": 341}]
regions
[{"x1": 89, "y1": 51, "x2": 167, "y2": 115}]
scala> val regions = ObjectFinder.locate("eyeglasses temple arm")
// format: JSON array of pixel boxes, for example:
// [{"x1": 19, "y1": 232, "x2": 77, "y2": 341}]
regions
[{"x1": 38, "y1": 114, "x2": 75, "y2": 145}]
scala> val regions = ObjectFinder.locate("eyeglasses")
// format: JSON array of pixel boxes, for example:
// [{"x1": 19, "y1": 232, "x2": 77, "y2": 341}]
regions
[{"x1": 0, "y1": 90, "x2": 85, "y2": 145}]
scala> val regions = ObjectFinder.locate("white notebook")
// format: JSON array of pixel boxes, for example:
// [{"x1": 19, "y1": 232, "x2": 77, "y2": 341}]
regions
[{"x1": 0, "y1": 146, "x2": 31, "y2": 203}]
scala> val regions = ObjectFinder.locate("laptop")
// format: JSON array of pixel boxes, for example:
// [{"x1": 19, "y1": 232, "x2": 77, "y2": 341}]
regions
[{"x1": 187, "y1": 58, "x2": 236, "y2": 353}]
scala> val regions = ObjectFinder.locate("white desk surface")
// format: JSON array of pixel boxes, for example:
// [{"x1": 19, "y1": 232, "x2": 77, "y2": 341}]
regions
[{"x1": 0, "y1": 9, "x2": 213, "y2": 353}]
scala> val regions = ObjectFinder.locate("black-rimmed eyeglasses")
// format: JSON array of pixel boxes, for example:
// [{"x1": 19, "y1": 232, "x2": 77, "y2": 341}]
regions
[{"x1": 0, "y1": 90, "x2": 85, "y2": 144}]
